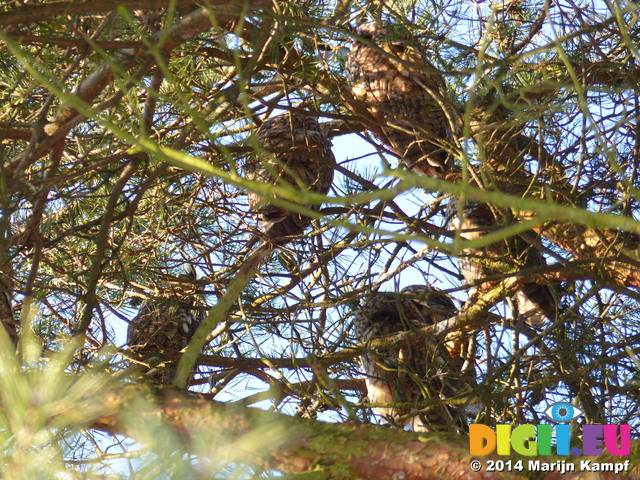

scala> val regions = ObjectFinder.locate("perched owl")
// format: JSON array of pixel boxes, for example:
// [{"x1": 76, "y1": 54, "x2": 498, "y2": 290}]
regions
[
  {"x1": 127, "y1": 268, "x2": 205, "y2": 385},
  {"x1": 346, "y1": 22, "x2": 454, "y2": 178},
  {"x1": 447, "y1": 197, "x2": 556, "y2": 327},
  {"x1": 245, "y1": 111, "x2": 336, "y2": 245},
  {"x1": 354, "y1": 285, "x2": 475, "y2": 433},
  {"x1": 0, "y1": 262, "x2": 18, "y2": 346}
]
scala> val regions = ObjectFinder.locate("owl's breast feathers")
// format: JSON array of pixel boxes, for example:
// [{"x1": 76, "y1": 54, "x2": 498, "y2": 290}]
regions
[
  {"x1": 447, "y1": 197, "x2": 557, "y2": 327},
  {"x1": 346, "y1": 22, "x2": 454, "y2": 178},
  {"x1": 354, "y1": 286, "x2": 474, "y2": 433},
  {"x1": 245, "y1": 112, "x2": 336, "y2": 243},
  {"x1": 127, "y1": 276, "x2": 204, "y2": 384}
]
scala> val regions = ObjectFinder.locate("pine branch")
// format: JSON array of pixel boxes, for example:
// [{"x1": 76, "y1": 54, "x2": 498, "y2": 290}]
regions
[{"x1": 88, "y1": 383, "x2": 638, "y2": 480}]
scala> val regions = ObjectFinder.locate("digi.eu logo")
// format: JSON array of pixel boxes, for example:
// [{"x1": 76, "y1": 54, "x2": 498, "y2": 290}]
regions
[{"x1": 470, "y1": 402, "x2": 631, "y2": 457}]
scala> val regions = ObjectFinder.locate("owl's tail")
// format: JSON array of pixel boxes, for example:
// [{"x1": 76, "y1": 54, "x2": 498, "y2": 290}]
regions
[
  {"x1": 514, "y1": 281, "x2": 557, "y2": 328},
  {"x1": 409, "y1": 406, "x2": 468, "y2": 435},
  {"x1": 261, "y1": 210, "x2": 314, "y2": 246}
]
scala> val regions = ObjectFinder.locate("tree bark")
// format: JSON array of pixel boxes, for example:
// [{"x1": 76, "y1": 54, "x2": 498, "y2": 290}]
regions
[
  {"x1": 0, "y1": 0, "x2": 274, "y2": 26},
  {"x1": 88, "y1": 383, "x2": 638, "y2": 480}
]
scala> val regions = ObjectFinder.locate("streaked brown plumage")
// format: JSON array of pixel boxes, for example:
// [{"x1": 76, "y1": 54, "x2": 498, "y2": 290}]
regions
[
  {"x1": 0, "y1": 262, "x2": 18, "y2": 346},
  {"x1": 245, "y1": 111, "x2": 336, "y2": 245},
  {"x1": 447, "y1": 197, "x2": 556, "y2": 327},
  {"x1": 346, "y1": 22, "x2": 454, "y2": 178},
  {"x1": 354, "y1": 285, "x2": 474, "y2": 433},
  {"x1": 127, "y1": 270, "x2": 204, "y2": 385}
]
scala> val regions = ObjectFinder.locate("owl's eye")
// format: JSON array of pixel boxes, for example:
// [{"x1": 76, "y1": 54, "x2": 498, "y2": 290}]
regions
[{"x1": 544, "y1": 402, "x2": 584, "y2": 423}]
